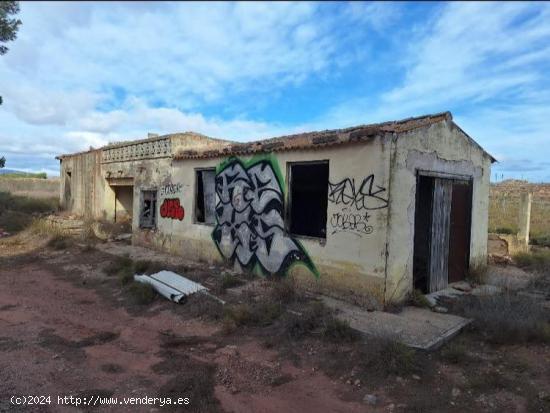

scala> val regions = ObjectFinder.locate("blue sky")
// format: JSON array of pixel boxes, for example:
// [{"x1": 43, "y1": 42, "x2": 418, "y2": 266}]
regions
[{"x1": 0, "y1": 1, "x2": 549, "y2": 181}]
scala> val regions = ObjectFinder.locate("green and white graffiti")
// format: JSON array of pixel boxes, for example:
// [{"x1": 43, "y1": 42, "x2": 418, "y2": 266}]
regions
[{"x1": 212, "y1": 154, "x2": 317, "y2": 277}]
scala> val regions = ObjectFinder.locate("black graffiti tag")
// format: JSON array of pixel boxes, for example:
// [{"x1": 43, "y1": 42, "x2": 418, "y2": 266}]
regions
[
  {"x1": 328, "y1": 175, "x2": 388, "y2": 211},
  {"x1": 330, "y1": 208, "x2": 373, "y2": 236},
  {"x1": 328, "y1": 175, "x2": 387, "y2": 237}
]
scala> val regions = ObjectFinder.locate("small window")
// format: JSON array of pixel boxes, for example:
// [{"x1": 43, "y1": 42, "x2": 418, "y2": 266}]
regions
[
  {"x1": 288, "y1": 161, "x2": 329, "y2": 238},
  {"x1": 195, "y1": 169, "x2": 216, "y2": 224},
  {"x1": 140, "y1": 190, "x2": 157, "y2": 228}
]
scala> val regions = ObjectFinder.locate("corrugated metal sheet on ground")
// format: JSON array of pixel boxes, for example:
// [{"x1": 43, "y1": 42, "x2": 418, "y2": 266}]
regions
[{"x1": 134, "y1": 271, "x2": 207, "y2": 303}]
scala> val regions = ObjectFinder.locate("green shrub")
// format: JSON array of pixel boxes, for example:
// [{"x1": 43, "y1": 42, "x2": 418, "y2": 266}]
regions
[{"x1": 128, "y1": 282, "x2": 157, "y2": 305}]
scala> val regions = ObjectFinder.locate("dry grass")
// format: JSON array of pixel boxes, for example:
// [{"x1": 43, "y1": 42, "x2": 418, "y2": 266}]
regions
[
  {"x1": 451, "y1": 293, "x2": 550, "y2": 344},
  {"x1": 127, "y1": 282, "x2": 157, "y2": 305},
  {"x1": 513, "y1": 250, "x2": 550, "y2": 272},
  {"x1": 489, "y1": 188, "x2": 550, "y2": 238}
]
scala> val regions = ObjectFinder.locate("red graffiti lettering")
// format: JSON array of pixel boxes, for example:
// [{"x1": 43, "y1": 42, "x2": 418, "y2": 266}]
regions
[{"x1": 160, "y1": 198, "x2": 184, "y2": 220}]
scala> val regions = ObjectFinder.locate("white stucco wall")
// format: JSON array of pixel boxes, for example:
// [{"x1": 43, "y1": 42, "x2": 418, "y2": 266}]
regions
[
  {"x1": 136, "y1": 139, "x2": 391, "y2": 307},
  {"x1": 384, "y1": 119, "x2": 492, "y2": 302}
]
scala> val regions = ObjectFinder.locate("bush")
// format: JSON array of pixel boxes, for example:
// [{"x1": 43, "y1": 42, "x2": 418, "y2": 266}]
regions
[
  {"x1": 133, "y1": 259, "x2": 162, "y2": 275},
  {"x1": 224, "y1": 301, "x2": 283, "y2": 327},
  {"x1": 452, "y1": 293, "x2": 550, "y2": 344},
  {"x1": 128, "y1": 282, "x2": 157, "y2": 305},
  {"x1": 118, "y1": 267, "x2": 134, "y2": 286},
  {"x1": 530, "y1": 234, "x2": 550, "y2": 248},
  {"x1": 513, "y1": 250, "x2": 550, "y2": 272},
  {"x1": 103, "y1": 256, "x2": 133, "y2": 276},
  {"x1": 284, "y1": 300, "x2": 328, "y2": 340},
  {"x1": 367, "y1": 338, "x2": 418, "y2": 375}
]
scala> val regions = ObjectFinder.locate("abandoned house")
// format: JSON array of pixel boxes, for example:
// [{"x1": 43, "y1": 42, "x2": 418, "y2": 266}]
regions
[{"x1": 56, "y1": 112, "x2": 495, "y2": 306}]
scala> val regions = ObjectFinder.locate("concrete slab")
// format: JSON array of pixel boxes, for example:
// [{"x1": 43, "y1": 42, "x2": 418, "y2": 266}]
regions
[{"x1": 321, "y1": 296, "x2": 471, "y2": 351}]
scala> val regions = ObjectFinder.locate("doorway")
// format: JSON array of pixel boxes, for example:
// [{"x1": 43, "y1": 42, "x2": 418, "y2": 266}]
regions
[
  {"x1": 413, "y1": 174, "x2": 472, "y2": 293},
  {"x1": 114, "y1": 186, "x2": 134, "y2": 224}
]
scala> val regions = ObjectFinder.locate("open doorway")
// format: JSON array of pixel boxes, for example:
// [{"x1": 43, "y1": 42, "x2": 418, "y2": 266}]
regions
[
  {"x1": 114, "y1": 186, "x2": 134, "y2": 224},
  {"x1": 413, "y1": 174, "x2": 472, "y2": 293}
]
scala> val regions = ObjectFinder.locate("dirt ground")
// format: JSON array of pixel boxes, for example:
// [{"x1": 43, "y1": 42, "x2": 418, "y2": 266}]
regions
[{"x1": 0, "y1": 235, "x2": 549, "y2": 412}]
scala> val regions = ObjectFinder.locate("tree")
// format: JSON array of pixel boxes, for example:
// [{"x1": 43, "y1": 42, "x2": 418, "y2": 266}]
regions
[
  {"x1": 0, "y1": 156, "x2": 5, "y2": 168},
  {"x1": 0, "y1": 1, "x2": 22, "y2": 105}
]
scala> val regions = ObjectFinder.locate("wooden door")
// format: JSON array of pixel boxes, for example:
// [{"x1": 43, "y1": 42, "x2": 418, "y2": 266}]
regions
[
  {"x1": 448, "y1": 181, "x2": 472, "y2": 283},
  {"x1": 429, "y1": 178, "x2": 452, "y2": 292}
]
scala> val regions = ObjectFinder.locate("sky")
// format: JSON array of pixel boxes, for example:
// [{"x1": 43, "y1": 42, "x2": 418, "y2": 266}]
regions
[{"x1": 0, "y1": 1, "x2": 549, "y2": 181}]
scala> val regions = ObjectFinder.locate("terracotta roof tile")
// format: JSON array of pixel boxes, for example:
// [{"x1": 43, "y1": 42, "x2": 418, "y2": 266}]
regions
[{"x1": 173, "y1": 112, "x2": 453, "y2": 160}]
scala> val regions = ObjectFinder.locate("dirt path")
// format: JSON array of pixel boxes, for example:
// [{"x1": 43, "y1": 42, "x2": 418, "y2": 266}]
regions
[{"x1": 0, "y1": 247, "x2": 367, "y2": 413}]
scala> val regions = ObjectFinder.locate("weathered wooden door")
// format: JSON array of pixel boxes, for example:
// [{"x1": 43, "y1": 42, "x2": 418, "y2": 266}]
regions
[
  {"x1": 448, "y1": 181, "x2": 472, "y2": 283},
  {"x1": 428, "y1": 178, "x2": 453, "y2": 292}
]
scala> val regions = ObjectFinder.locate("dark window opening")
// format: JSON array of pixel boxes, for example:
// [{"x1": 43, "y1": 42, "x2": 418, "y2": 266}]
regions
[
  {"x1": 140, "y1": 190, "x2": 157, "y2": 229},
  {"x1": 195, "y1": 169, "x2": 216, "y2": 224},
  {"x1": 288, "y1": 162, "x2": 329, "y2": 238}
]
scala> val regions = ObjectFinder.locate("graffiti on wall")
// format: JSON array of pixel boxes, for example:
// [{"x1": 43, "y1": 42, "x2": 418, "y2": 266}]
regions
[
  {"x1": 160, "y1": 183, "x2": 182, "y2": 197},
  {"x1": 160, "y1": 198, "x2": 185, "y2": 220},
  {"x1": 212, "y1": 155, "x2": 317, "y2": 276},
  {"x1": 328, "y1": 175, "x2": 388, "y2": 236}
]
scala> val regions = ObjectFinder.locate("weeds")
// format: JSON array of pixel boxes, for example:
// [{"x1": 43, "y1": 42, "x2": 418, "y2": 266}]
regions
[
  {"x1": 321, "y1": 318, "x2": 360, "y2": 342},
  {"x1": 494, "y1": 227, "x2": 516, "y2": 235},
  {"x1": 118, "y1": 268, "x2": 134, "y2": 286},
  {"x1": 103, "y1": 256, "x2": 133, "y2": 276},
  {"x1": 451, "y1": 293, "x2": 550, "y2": 344},
  {"x1": 370, "y1": 338, "x2": 418, "y2": 375},
  {"x1": 0, "y1": 191, "x2": 58, "y2": 214},
  {"x1": 513, "y1": 250, "x2": 550, "y2": 272},
  {"x1": 220, "y1": 274, "x2": 243, "y2": 291},
  {"x1": 440, "y1": 342, "x2": 470, "y2": 364},
  {"x1": 224, "y1": 301, "x2": 283, "y2": 328},
  {"x1": 409, "y1": 289, "x2": 432, "y2": 308},
  {"x1": 467, "y1": 370, "x2": 509, "y2": 393},
  {"x1": 133, "y1": 259, "x2": 163, "y2": 275},
  {"x1": 269, "y1": 278, "x2": 299, "y2": 304},
  {"x1": 127, "y1": 282, "x2": 157, "y2": 305},
  {"x1": 530, "y1": 234, "x2": 550, "y2": 248},
  {"x1": 47, "y1": 235, "x2": 69, "y2": 250}
]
